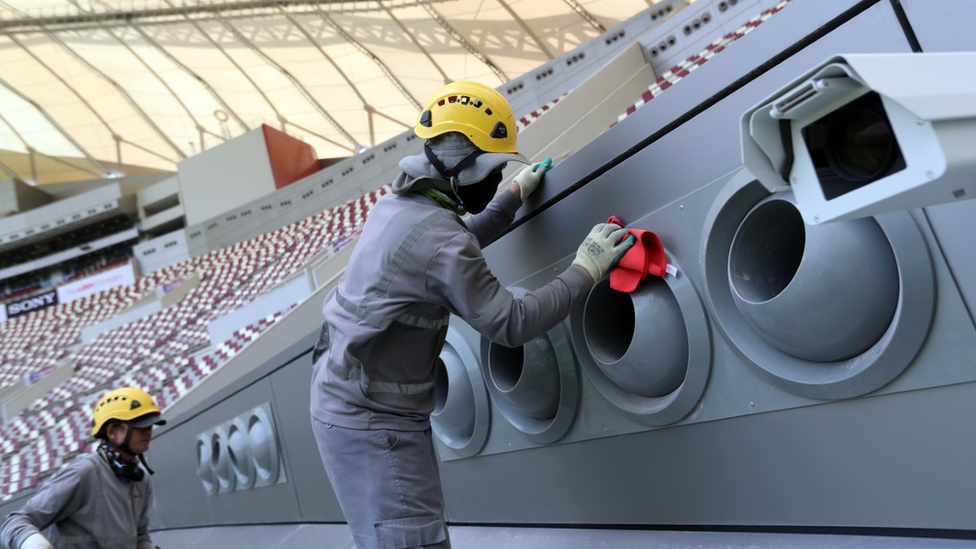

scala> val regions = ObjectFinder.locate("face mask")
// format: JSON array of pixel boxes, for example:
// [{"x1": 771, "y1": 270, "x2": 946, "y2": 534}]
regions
[{"x1": 457, "y1": 166, "x2": 505, "y2": 214}]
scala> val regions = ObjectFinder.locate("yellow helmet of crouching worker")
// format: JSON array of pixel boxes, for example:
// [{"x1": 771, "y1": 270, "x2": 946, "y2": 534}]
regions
[
  {"x1": 415, "y1": 80, "x2": 520, "y2": 154},
  {"x1": 91, "y1": 387, "x2": 166, "y2": 437}
]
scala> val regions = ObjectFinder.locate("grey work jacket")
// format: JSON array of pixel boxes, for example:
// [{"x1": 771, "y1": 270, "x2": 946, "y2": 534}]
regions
[
  {"x1": 0, "y1": 453, "x2": 153, "y2": 549},
  {"x1": 311, "y1": 189, "x2": 593, "y2": 431}
]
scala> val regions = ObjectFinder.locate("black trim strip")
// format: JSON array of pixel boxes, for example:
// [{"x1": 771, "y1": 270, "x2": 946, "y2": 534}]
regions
[
  {"x1": 889, "y1": 0, "x2": 924, "y2": 52},
  {"x1": 498, "y1": 0, "x2": 882, "y2": 239},
  {"x1": 446, "y1": 522, "x2": 976, "y2": 541},
  {"x1": 149, "y1": 521, "x2": 976, "y2": 541}
]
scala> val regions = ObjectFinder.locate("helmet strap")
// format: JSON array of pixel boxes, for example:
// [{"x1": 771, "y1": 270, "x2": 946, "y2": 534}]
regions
[
  {"x1": 424, "y1": 143, "x2": 484, "y2": 211},
  {"x1": 138, "y1": 453, "x2": 156, "y2": 476},
  {"x1": 105, "y1": 421, "x2": 151, "y2": 472}
]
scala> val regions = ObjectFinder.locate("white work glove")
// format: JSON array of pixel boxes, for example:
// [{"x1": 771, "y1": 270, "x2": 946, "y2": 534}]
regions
[
  {"x1": 572, "y1": 223, "x2": 635, "y2": 282},
  {"x1": 21, "y1": 534, "x2": 54, "y2": 549},
  {"x1": 513, "y1": 158, "x2": 553, "y2": 202}
]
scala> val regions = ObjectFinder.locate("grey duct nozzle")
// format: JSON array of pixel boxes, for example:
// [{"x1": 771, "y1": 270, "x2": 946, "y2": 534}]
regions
[
  {"x1": 487, "y1": 337, "x2": 561, "y2": 420},
  {"x1": 228, "y1": 417, "x2": 255, "y2": 490},
  {"x1": 432, "y1": 353, "x2": 476, "y2": 437},
  {"x1": 211, "y1": 426, "x2": 235, "y2": 493},
  {"x1": 582, "y1": 278, "x2": 688, "y2": 397},
  {"x1": 728, "y1": 194, "x2": 898, "y2": 362}
]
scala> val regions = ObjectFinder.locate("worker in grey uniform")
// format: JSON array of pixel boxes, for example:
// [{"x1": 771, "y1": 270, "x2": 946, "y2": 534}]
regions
[
  {"x1": 310, "y1": 80, "x2": 633, "y2": 549},
  {"x1": 1, "y1": 387, "x2": 166, "y2": 549}
]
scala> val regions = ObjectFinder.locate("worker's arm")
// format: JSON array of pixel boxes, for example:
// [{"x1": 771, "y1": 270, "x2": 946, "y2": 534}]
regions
[
  {"x1": 19, "y1": 534, "x2": 53, "y2": 549},
  {"x1": 429, "y1": 221, "x2": 633, "y2": 346},
  {"x1": 0, "y1": 464, "x2": 86, "y2": 549},
  {"x1": 462, "y1": 160, "x2": 551, "y2": 246},
  {"x1": 460, "y1": 189, "x2": 521, "y2": 247},
  {"x1": 427, "y1": 231, "x2": 593, "y2": 348}
]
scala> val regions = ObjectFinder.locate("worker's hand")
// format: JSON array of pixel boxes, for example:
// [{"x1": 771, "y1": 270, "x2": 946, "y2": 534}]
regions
[
  {"x1": 513, "y1": 158, "x2": 553, "y2": 202},
  {"x1": 572, "y1": 223, "x2": 635, "y2": 282},
  {"x1": 21, "y1": 533, "x2": 54, "y2": 549}
]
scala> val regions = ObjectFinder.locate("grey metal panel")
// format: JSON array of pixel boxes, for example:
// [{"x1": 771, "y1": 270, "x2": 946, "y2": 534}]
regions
[
  {"x1": 148, "y1": 377, "x2": 302, "y2": 529},
  {"x1": 155, "y1": 330, "x2": 318, "y2": 436},
  {"x1": 151, "y1": 523, "x2": 354, "y2": 549},
  {"x1": 149, "y1": 524, "x2": 975, "y2": 549},
  {"x1": 438, "y1": 1, "x2": 976, "y2": 532},
  {"x1": 0, "y1": 492, "x2": 31, "y2": 524},
  {"x1": 448, "y1": 527, "x2": 976, "y2": 549},
  {"x1": 440, "y1": 381, "x2": 976, "y2": 529},
  {"x1": 923, "y1": 200, "x2": 976, "y2": 327},
  {"x1": 268, "y1": 351, "x2": 346, "y2": 522},
  {"x1": 901, "y1": 0, "x2": 976, "y2": 52}
]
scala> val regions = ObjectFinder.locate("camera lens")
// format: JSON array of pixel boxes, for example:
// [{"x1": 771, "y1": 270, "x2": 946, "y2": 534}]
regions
[{"x1": 825, "y1": 108, "x2": 896, "y2": 182}]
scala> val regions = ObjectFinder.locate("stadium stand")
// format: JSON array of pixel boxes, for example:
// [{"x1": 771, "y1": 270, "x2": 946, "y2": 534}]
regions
[
  {"x1": 616, "y1": 0, "x2": 796, "y2": 124},
  {"x1": 0, "y1": 189, "x2": 383, "y2": 502}
]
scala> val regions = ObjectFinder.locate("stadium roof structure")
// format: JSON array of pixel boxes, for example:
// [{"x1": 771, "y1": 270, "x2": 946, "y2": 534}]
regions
[{"x1": 0, "y1": 0, "x2": 658, "y2": 186}]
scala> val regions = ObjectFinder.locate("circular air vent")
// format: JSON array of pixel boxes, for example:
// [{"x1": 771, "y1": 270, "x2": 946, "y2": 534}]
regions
[
  {"x1": 571, "y1": 252, "x2": 711, "y2": 426},
  {"x1": 228, "y1": 418, "x2": 255, "y2": 490},
  {"x1": 247, "y1": 407, "x2": 280, "y2": 486},
  {"x1": 196, "y1": 435, "x2": 217, "y2": 495},
  {"x1": 700, "y1": 176, "x2": 934, "y2": 399},
  {"x1": 210, "y1": 427, "x2": 235, "y2": 493},
  {"x1": 480, "y1": 288, "x2": 579, "y2": 444},
  {"x1": 431, "y1": 329, "x2": 490, "y2": 457},
  {"x1": 728, "y1": 194, "x2": 898, "y2": 362}
]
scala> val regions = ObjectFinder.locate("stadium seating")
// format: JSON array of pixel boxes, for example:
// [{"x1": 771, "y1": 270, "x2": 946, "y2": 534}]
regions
[
  {"x1": 0, "y1": 188, "x2": 385, "y2": 502},
  {"x1": 614, "y1": 0, "x2": 796, "y2": 125}
]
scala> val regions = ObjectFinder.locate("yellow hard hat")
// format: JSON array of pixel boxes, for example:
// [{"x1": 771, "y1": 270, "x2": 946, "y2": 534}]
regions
[
  {"x1": 91, "y1": 387, "x2": 166, "y2": 437},
  {"x1": 415, "y1": 81, "x2": 520, "y2": 154}
]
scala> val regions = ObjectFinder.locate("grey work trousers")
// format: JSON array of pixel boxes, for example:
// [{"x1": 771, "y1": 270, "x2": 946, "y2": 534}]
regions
[{"x1": 312, "y1": 417, "x2": 451, "y2": 549}]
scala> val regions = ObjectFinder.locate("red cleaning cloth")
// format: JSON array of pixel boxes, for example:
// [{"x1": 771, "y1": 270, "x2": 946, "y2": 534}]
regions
[{"x1": 607, "y1": 215, "x2": 667, "y2": 293}]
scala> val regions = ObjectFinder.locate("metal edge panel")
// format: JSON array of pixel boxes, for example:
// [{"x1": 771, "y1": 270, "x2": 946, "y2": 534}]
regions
[
  {"x1": 268, "y1": 351, "x2": 346, "y2": 522},
  {"x1": 899, "y1": 0, "x2": 976, "y2": 52},
  {"x1": 149, "y1": 377, "x2": 302, "y2": 529}
]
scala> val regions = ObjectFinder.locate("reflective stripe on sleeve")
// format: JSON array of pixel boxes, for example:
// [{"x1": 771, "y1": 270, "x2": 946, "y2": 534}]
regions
[{"x1": 367, "y1": 380, "x2": 436, "y2": 395}]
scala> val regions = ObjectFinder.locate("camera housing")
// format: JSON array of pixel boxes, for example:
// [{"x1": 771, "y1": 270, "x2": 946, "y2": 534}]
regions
[{"x1": 742, "y1": 53, "x2": 976, "y2": 223}]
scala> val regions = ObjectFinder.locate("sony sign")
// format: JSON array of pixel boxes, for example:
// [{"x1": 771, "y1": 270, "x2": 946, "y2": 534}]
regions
[{"x1": 6, "y1": 290, "x2": 59, "y2": 318}]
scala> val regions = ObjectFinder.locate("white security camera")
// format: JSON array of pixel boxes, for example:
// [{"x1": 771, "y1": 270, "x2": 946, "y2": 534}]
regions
[{"x1": 741, "y1": 53, "x2": 976, "y2": 224}]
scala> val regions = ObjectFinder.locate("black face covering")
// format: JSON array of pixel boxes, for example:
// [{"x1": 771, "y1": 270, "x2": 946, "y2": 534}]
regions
[{"x1": 456, "y1": 166, "x2": 505, "y2": 214}]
